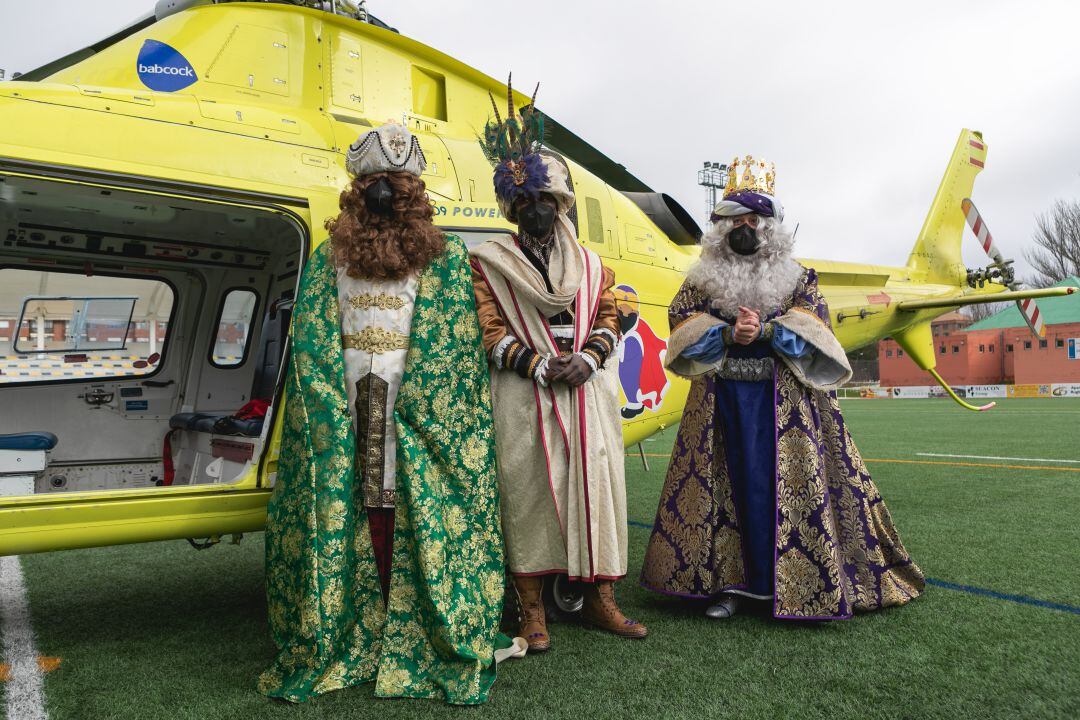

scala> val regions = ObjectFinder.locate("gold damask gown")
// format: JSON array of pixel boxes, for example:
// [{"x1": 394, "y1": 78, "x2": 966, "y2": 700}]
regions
[{"x1": 640, "y1": 269, "x2": 925, "y2": 619}]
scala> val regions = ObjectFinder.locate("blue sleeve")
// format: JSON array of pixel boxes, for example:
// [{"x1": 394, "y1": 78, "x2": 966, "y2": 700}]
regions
[
  {"x1": 683, "y1": 324, "x2": 727, "y2": 363},
  {"x1": 771, "y1": 324, "x2": 814, "y2": 359}
]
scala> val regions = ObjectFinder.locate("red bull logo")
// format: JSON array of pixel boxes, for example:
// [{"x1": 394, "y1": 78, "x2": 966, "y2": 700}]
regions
[{"x1": 615, "y1": 284, "x2": 670, "y2": 419}]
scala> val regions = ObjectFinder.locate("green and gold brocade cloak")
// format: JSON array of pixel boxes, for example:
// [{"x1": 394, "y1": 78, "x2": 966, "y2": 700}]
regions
[{"x1": 258, "y1": 235, "x2": 506, "y2": 704}]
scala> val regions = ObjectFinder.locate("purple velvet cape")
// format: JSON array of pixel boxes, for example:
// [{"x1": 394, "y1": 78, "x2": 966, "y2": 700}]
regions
[{"x1": 639, "y1": 270, "x2": 925, "y2": 619}]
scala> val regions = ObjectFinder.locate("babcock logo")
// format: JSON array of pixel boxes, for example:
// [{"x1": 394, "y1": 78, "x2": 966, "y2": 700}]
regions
[{"x1": 137, "y1": 39, "x2": 197, "y2": 92}]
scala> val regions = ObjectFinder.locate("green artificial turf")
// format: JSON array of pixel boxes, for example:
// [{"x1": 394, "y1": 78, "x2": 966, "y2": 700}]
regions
[{"x1": 13, "y1": 398, "x2": 1080, "y2": 720}]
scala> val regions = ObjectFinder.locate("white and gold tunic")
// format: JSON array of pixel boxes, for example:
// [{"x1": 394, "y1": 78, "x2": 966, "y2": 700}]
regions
[{"x1": 337, "y1": 268, "x2": 417, "y2": 508}]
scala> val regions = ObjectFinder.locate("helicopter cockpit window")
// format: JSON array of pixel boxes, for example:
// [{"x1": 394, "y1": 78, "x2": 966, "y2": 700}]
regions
[{"x1": 210, "y1": 289, "x2": 259, "y2": 368}]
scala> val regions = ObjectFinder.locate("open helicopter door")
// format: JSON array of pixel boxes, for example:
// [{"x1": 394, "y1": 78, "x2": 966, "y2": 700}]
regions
[{"x1": 0, "y1": 169, "x2": 307, "y2": 555}]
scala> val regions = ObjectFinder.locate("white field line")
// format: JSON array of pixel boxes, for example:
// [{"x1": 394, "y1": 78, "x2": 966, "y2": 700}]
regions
[
  {"x1": 917, "y1": 452, "x2": 1080, "y2": 465},
  {"x1": 0, "y1": 556, "x2": 48, "y2": 720}
]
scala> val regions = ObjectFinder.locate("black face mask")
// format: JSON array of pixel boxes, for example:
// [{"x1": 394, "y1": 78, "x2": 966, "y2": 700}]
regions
[
  {"x1": 364, "y1": 177, "x2": 395, "y2": 217},
  {"x1": 728, "y1": 224, "x2": 759, "y2": 255},
  {"x1": 518, "y1": 201, "x2": 557, "y2": 240}
]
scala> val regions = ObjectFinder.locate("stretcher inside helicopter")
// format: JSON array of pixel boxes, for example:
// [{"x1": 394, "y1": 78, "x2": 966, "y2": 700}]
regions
[{"x1": 0, "y1": 173, "x2": 305, "y2": 496}]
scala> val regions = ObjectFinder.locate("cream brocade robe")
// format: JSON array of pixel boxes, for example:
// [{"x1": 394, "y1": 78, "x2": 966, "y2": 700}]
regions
[{"x1": 471, "y1": 223, "x2": 627, "y2": 581}]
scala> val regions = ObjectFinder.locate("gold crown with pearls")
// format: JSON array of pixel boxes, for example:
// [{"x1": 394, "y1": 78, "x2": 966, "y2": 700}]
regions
[{"x1": 723, "y1": 155, "x2": 776, "y2": 198}]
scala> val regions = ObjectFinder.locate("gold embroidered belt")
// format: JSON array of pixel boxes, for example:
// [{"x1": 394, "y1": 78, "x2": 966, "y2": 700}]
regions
[
  {"x1": 348, "y1": 293, "x2": 406, "y2": 310},
  {"x1": 342, "y1": 327, "x2": 409, "y2": 353}
]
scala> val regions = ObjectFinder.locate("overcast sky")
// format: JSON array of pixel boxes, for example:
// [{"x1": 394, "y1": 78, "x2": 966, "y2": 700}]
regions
[{"x1": 2, "y1": 0, "x2": 1079, "y2": 275}]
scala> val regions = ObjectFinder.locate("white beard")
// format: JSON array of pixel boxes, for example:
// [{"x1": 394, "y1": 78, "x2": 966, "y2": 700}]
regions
[{"x1": 686, "y1": 217, "x2": 805, "y2": 319}]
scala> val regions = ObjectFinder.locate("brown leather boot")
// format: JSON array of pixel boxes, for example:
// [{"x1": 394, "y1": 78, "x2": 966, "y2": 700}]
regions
[
  {"x1": 582, "y1": 580, "x2": 647, "y2": 639},
  {"x1": 512, "y1": 575, "x2": 550, "y2": 652}
]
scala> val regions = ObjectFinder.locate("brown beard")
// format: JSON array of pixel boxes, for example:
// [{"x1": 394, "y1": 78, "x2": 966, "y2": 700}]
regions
[{"x1": 327, "y1": 171, "x2": 445, "y2": 281}]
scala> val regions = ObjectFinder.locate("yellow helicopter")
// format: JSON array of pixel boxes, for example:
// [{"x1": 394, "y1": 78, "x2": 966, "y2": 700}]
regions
[{"x1": 0, "y1": 0, "x2": 1070, "y2": 556}]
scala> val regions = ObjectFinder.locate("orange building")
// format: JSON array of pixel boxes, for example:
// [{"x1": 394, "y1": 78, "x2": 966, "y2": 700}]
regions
[
  {"x1": 879, "y1": 277, "x2": 1080, "y2": 386},
  {"x1": 1000, "y1": 321, "x2": 1080, "y2": 384}
]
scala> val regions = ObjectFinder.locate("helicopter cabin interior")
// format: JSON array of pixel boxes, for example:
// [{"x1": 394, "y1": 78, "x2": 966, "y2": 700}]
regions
[{"x1": 0, "y1": 172, "x2": 306, "y2": 497}]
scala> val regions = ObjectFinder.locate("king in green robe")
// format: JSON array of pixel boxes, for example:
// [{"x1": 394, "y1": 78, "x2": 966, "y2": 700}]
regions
[{"x1": 257, "y1": 232, "x2": 508, "y2": 704}]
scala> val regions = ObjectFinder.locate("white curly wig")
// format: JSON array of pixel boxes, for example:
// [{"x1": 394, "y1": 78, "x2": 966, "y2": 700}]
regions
[{"x1": 686, "y1": 216, "x2": 805, "y2": 319}]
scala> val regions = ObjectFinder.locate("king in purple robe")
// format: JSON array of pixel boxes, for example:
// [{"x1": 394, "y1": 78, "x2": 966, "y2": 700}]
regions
[{"x1": 640, "y1": 157, "x2": 925, "y2": 620}]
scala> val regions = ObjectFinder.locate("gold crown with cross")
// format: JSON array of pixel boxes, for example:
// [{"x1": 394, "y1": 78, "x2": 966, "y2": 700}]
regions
[{"x1": 723, "y1": 155, "x2": 776, "y2": 198}]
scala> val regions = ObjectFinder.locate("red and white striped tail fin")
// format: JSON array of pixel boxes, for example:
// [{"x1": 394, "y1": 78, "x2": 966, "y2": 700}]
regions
[
  {"x1": 1018, "y1": 297, "x2": 1045, "y2": 337},
  {"x1": 961, "y1": 198, "x2": 1004, "y2": 264}
]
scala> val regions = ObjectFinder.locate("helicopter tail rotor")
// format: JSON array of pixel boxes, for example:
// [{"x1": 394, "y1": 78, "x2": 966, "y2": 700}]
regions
[{"x1": 961, "y1": 198, "x2": 1045, "y2": 337}]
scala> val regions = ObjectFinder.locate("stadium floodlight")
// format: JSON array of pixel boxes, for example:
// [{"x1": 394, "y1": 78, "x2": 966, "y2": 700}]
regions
[{"x1": 697, "y1": 161, "x2": 729, "y2": 218}]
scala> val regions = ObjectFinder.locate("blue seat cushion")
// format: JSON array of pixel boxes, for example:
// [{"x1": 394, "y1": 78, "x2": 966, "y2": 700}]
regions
[{"x1": 0, "y1": 432, "x2": 59, "y2": 451}]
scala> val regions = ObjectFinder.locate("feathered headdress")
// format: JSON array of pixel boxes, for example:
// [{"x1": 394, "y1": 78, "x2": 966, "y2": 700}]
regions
[{"x1": 479, "y1": 74, "x2": 552, "y2": 211}]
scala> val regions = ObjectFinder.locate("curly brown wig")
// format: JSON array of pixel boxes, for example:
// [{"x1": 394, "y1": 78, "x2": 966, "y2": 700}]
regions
[{"x1": 327, "y1": 171, "x2": 445, "y2": 281}]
